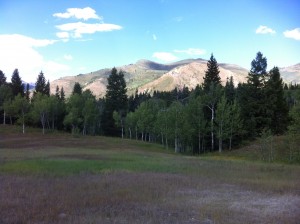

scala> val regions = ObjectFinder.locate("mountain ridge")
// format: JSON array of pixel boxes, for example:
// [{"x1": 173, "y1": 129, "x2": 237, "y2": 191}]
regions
[{"x1": 50, "y1": 59, "x2": 300, "y2": 98}]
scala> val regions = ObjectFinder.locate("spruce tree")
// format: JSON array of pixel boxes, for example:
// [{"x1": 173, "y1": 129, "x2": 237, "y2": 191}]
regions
[
  {"x1": 102, "y1": 67, "x2": 128, "y2": 136},
  {"x1": 203, "y1": 54, "x2": 221, "y2": 92},
  {"x1": 239, "y1": 52, "x2": 269, "y2": 137},
  {"x1": 34, "y1": 71, "x2": 49, "y2": 96},
  {"x1": 11, "y1": 69, "x2": 24, "y2": 97},
  {"x1": 225, "y1": 76, "x2": 235, "y2": 103},
  {"x1": 264, "y1": 67, "x2": 289, "y2": 134},
  {"x1": 55, "y1": 85, "x2": 60, "y2": 99},
  {"x1": 60, "y1": 87, "x2": 65, "y2": 102},
  {"x1": 248, "y1": 51, "x2": 267, "y2": 88},
  {"x1": 25, "y1": 83, "x2": 30, "y2": 101},
  {"x1": 45, "y1": 80, "x2": 50, "y2": 96},
  {"x1": 72, "y1": 82, "x2": 82, "y2": 95},
  {"x1": 0, "y1": 70, "x2": 6, "y2": 86}
]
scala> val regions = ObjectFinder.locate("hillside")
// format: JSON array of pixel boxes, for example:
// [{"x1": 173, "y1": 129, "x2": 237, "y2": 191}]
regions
[
  {"x1": 50, "y1": 59, "x2": 300, "y2": 98},
  {"x1": 280, "y1": 63, "x2": 300, "y2": 84}
]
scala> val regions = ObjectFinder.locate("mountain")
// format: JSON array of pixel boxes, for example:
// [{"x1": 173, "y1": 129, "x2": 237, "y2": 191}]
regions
[
  {"x1": 50, "y1": 59, "x2": 300, "y2": 98},
  {"x1": 280, "y1": 63, "x2": 300, "y2": 84}
]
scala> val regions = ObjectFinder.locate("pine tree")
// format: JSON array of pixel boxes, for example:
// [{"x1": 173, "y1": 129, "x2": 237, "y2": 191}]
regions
[
  {"x1": 240, "y1": 52, "x2": 268, "y2": 137},
  {"x1": 0, "y1": 70, "x2": 7, "y2": 86},
  {"x1": 34, "y1": 71, "x2": 47, "y2": 95},
  {"x1": 225, "y1": 76, "x2": 235, "y2": 103},
  {"x1": 248, "y1": 51, "x2": 267, "y2": 88},
  {"x1": 45, "y1": 80, "x2": 50, "y2": 96},
  {"x1": 55, "y1": 85, "x2": 60, "y2": 99},
  {"x1": 264, "y1": 67, "x2": 289, "y2": 134},
  {"x1": 102, "y1": 67, "x2": 128, "y2": 136},
  {"x1": 25, "y1": 83, "x2": 30, "y2": 101},
  {"x1": 60, "y1": 87, "x2": 65, "y2": 102},
  {"x1": 11, "y1": 69, "x2": 24, "y2": 97},
  {"x1": 72, "y1": 82, "x2": 82, "y2": 95},
  {"x1": 203, "y1": 54, "x2": 221, "y2": 92}
]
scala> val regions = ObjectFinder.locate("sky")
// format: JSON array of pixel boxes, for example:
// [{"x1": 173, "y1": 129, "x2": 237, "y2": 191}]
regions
[{"x1": 0, "y1": 0, "x2": 300, "y2": 83}]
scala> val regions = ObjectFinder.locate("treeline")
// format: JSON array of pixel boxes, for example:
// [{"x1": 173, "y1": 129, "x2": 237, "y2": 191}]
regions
[
  {"x1": 0, "y1": 52, "x2": 300, "y2": 157},
  {"x1": 122, "y1": 53, "x2": 300, "y2": 155}
]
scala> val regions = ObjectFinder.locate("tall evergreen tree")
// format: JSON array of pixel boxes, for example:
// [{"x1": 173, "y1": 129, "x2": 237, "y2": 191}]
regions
[
  {"x1": 203, "y1": 54, "x2": 221, "y2": 92},
  {"x1": 102, "y1": 67, "x2": 128, "y2": 136},
  {"x1": 0, "y1": 70, "x2": 6, "y2": 86},
  {"x1": 248, "y1": 51, "x2": 267, "y2": 88},
  {"x1": 72, "y1": 82, "x2": 82, "y2": 95},
  {"x1": 225, "y1": 76, "x2": 235, "y2": 103},
  {"x1": 60, "y1": 87, "x2": 65, "y2": 102},
  {"x1": 34, "y1": 71, "x2": 48, "y2": 95},
  {"x1": 11, "y1": 69, "x2": 24, "y2": 97},
  {"x1": 240, "y1": 52, "x2": 268, "y2": 137},
  {"x1": 25, "y1": 83, "x2": 30, "y2": 101},
  {"x1": 264, "y1": 67, "x2": 289, "y2": 134},
  {"x1": 55, "y1": 85, "x2": 60, "y2": 99},
  {"x1": 45, "y1": 80, "x2": 50, "y2": 96}
]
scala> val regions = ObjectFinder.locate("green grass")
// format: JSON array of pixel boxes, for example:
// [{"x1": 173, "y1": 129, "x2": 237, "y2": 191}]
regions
[{"x1": 1, "y1": 125, "x2": 300, "y2": 224}]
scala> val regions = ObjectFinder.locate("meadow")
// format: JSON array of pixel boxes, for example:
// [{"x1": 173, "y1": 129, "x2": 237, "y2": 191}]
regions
[{"x1": 0, "y1": 125, "x2": 299, "y2": 224}]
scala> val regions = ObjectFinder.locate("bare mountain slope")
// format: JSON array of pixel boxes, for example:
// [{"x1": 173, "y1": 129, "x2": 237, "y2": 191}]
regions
[
  {"x1": 280, "y1": 63, "x2": 300, "y2": 84},
  {"x1": 50, "y1": 59, "x2": 300, "y2": 99},
  {"x1": 138, "y1": 61, "x2": 248, "y2": 93}
]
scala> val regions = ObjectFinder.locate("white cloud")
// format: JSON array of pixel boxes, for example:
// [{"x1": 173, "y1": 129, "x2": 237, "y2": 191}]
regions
[
  {"x1": 283, "y1": 28, "x2": 300, "y2": 40},
  {"x1": 174, "y1": 48, "x2": 206, "y2": 55},
  {"x1": 56, "y1": 22, "x2": 122, "y2": 38},
  {"x1": 152, "y1": 52, "x2": 178, "y2": 62},
  {"x1": 53, "y1": 7, "x2": 101, "y2": 21},
  {"x1": 0, "y1": 34, "x2": 70, "y2": 82},
  {"x1": 64, "y1": 54, "x2": 73, "y2": 60},
  {"x1": 56, "y1": 32, "x2": 69, "y2": 39},
  {"x1": 256, "y1": 25, "x2": 276, "y2": 34}
]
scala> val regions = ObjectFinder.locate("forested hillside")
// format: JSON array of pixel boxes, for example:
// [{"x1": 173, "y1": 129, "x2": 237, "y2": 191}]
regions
[{"x1": 1, "y1": 52, "x2": 300, "y2": 162}]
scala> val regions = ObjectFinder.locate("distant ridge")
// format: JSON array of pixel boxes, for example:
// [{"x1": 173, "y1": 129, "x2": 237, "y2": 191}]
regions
[{"x1": 50, "y1": 59, "x2": 300, "y2": 98}]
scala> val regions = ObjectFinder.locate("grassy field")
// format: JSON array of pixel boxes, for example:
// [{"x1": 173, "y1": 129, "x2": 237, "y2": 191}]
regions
[{"x1": 0, "y1": 125, "x2": 300, "y2": 224}]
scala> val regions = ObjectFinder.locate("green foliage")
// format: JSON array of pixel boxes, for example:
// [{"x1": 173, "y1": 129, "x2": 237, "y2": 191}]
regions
[
  {"x1": 11, "y1": 94, "x2": 30, "y2": 133},
  {"x1": 72, "y1": 82, "x2": 82, "y2": 95},
  {"x1": 34, "y1": 71, "x2": 49, "y2": 96},
  {"x1": 203, "y1": 54, "x2": 221, "y2": 92},
  {"x1": 248, "y1": 51, "x2": 267, "y2": 87},
  {"x1": 215, "y1": 95, "x2": 231, "y2": 152},
  {"x1": 82, "y1": 90, "x2": 100, "y2": 135},
  {"x1": 11, "y1": 69, "x2": 24, "y2": 97},
  {"x1": 0, "y1": 70, "x2": 6, "y2": 86},
  {"x1": 64, "y1": 93, "x2": 84, "y2": 134},
  {"x1": 102, "y1": 68, "x2": 128, "y2": 136},
  {"x1": 31, "y1": 93, "x2": 51, "y2": 134},
  {"x1": 264, "y1": 67, "x2": 289, "y2": 134}
]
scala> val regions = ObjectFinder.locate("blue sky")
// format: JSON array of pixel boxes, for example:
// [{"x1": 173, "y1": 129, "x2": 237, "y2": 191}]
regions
[{"x1": 0, "y1": 0, "x2": 299, "y2": 82}]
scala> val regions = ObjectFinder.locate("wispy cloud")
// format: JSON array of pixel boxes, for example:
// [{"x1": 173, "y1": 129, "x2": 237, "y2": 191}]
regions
[
  {"x1": 283, "y1": 28, "x2": 300, "y2": 40},
  {"x1": 0, "y1": 34, "x2": 70, "y2": 82},
  {"x1": 53, "y1": 7, "x2": 101, "y2": 21},
  {"x1": 152, "y1": 52, "x2": 178, "y2": 62},
  {"x1": 256, "y1": 25, "x2": 276, "y2": 34},
  {"x1": 56, "y1": 22, "x2": 122, "y2": 38},
  {"x1": 174, "y1": 48, "x2": 206, "y2": 55}
]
